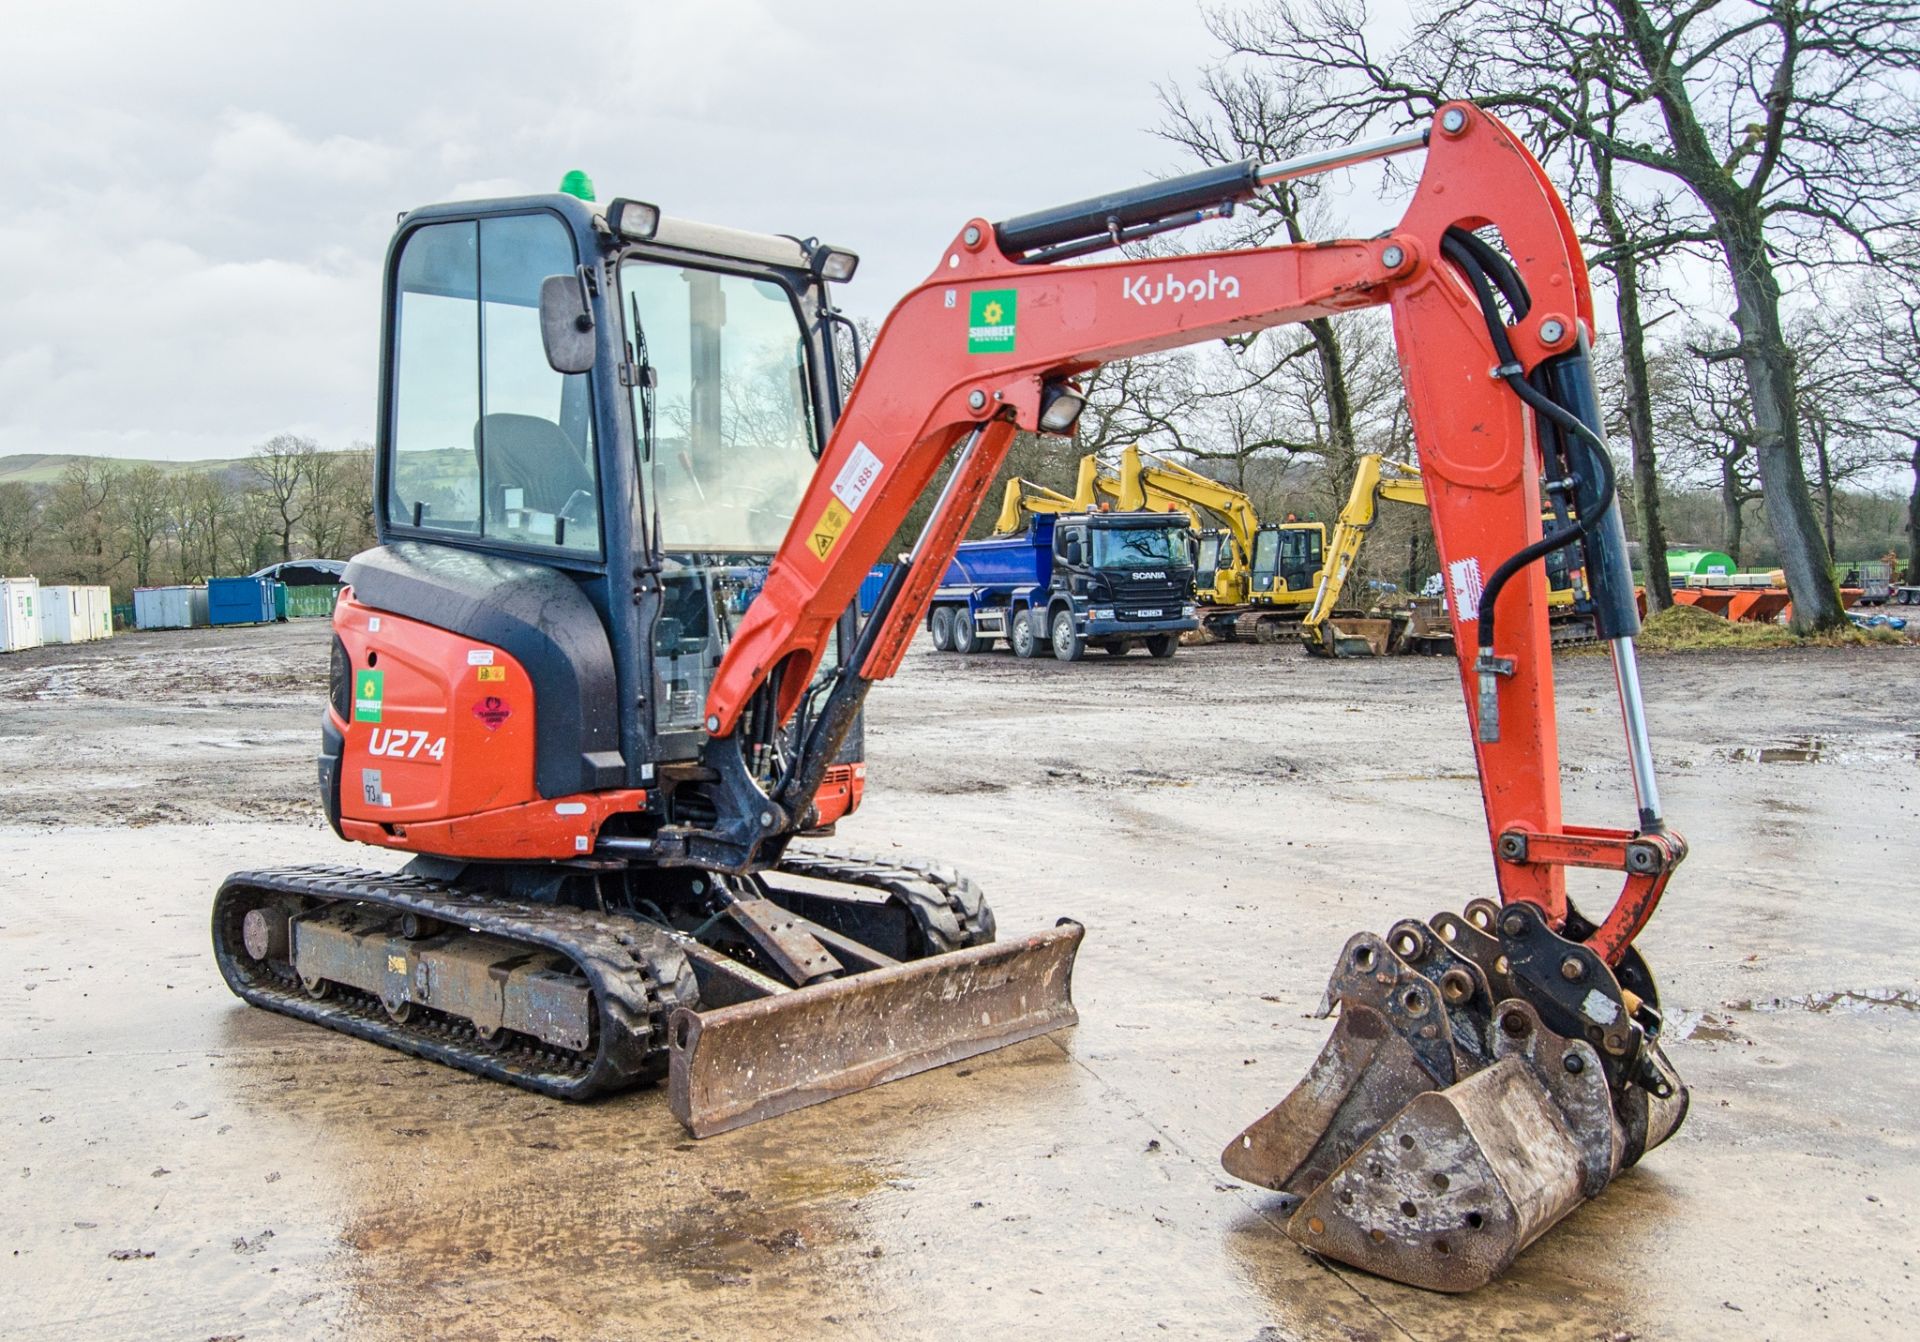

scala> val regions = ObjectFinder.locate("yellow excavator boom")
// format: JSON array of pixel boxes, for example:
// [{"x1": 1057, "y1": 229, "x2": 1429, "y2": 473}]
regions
[{"x1": 1303, "y1": 454, "x2": 1426, "y2": 636}]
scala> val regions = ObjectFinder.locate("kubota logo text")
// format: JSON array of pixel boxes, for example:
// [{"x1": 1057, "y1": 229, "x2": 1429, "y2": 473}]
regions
[{"x1": 1122, "y1": 270, "x2": 1242, "y2": 306}]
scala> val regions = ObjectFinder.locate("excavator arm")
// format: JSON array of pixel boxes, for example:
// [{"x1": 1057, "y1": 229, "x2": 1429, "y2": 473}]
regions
[
  {"x1": 1302, "y1": 453, "x2": 1427, "y2": 642},
  {"x1": 1114, "y1": 445, "x2": 1263, "y2": 603},
  {"x1": 670, "y1": 103, "x2": 1687, "y2": 1290},
  {"x1": 991, "y1": 476, "x2": 1078, "y2": 534}
]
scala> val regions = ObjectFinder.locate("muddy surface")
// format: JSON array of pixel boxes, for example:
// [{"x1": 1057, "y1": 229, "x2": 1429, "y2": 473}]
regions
[{"x1": 2, "y1": 623, "x2": 1916, "y2": 1339}]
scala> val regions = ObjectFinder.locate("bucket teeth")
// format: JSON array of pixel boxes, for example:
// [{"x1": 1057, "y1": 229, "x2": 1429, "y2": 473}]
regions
[{"x1": 1231, "y1": 908, "x2": 1691, "y2": 1291}]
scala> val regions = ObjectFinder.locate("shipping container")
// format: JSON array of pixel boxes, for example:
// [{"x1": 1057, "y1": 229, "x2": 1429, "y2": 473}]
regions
[
  {"x1": 207, "y1": 575, "x2": 278, "y2": 626},
  {"x1": 134, "y1": 585, "x2": 210, "y2": 630},
  {"x1": 1, "y1": 576, "x2": 43, "y2": 652},
  {"x1": 856, "y1": 564, "x2": 894, "y2": 615},
  {"x1": 285, "y1": 585, "x2": 341, "y2": 619}
]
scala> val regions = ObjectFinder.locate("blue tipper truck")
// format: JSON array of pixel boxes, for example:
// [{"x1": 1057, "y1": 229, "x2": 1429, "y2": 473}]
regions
[{"x1": 926, "y1": 511, "x2": 1198, "y2": 661}]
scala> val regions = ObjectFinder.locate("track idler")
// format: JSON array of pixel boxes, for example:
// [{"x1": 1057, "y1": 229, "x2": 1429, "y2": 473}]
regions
[{"x1": 1224, "y1": 899, "x2": 1687, "y2": 1292}]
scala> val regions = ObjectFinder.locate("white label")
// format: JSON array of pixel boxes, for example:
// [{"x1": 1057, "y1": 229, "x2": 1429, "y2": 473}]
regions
[
  {"x1": 367, "y1": 728, "x2": 447, "y2": 762},
  {"x1": 503, "y1": 487, "x2": 525, "y2": 511},
  {"x1": 361, "y1": 769, "x2": 383, "y2": 805},
  {"x1": 466, "y1": 649, "x2": 495, "y2": 666},
  {"x1": 574, "y1": 836, "x2": 590, "y2": 852},
  {"x1": 943, "y1": 289, "x2": 957, "y2": 309},
  {"x1": 1582, "y1": 988, "x2": 1621, "y2": 1026},
  {"x1": 367, "y1": 617, "x2": 381, "y2": 632},
  {"x1": 1448, "y1": 557, "x2": 1484, "y2": 622},
  {"x1": 831, "y1": 442, "x2": 883, "y2": 513},
  {"x1": 555, "y1": 802, "x2": 587, "y2": 815}
]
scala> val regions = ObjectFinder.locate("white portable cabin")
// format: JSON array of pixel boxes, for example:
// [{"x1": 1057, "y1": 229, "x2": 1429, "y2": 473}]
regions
[
  {"x1": 82, "y1": 585, "x2": 114, "y2": 640},
  {"x1": 2, "y1": 576, "x2": 43, "y2": 652},
  {"x1": 38, "y1": 585, "x2": 113, "y2": 644}
]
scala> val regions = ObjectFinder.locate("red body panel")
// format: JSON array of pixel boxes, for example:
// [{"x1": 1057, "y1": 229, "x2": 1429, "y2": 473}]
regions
[
  {"x1": 331, "y1": 592, "x2": 645, "y2": 861},
  {"x1": 704, "y1": 103, "x2": 1681, "y2": 956}
]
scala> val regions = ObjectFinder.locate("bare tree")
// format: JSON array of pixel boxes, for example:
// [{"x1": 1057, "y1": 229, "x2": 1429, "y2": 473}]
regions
[
  {"x1": 112, "y1": 464, "x2": 172, "y2": 588},
  {"x1": 0, "y1": 482, "x2": 37, "y2": 572},
  {"x1": 248, "y1": 433, "x2": 319, "y2": 562},
  {"x1": 1655, "y1": 332, "x2": 1762, "y2": 560},
  {"x1": 1207, "y1": 0, "x2": 1920, "y2": 628},
  {"x1": 43, "y1": 458, "x2": 123, "y2": 584}
]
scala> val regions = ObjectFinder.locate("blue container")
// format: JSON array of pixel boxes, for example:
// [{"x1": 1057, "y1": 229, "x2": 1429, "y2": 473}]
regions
[
  {"x1": 207, "y1": 575, "x2": 278, "y2": 626},
  {"x1": 857, "y1": 564, "x2": 894, "y2": 614}
]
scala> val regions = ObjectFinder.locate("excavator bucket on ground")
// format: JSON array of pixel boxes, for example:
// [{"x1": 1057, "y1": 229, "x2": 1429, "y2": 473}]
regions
[{"x1": 1225, "y1": 903, "x2": 1687, "y2": 1291}]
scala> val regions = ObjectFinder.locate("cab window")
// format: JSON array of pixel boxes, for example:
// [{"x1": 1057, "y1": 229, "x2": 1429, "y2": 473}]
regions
[{"x1": 387, "y1": 213, "x2": 601, "y2": 554}]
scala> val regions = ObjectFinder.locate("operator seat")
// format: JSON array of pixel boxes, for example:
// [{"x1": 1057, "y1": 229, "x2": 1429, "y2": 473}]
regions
[{"x1": 476, "y1": 413, "x2": 595, "y2": 518}]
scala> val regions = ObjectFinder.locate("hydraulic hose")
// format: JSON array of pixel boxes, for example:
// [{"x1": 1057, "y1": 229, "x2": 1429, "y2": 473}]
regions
[{"x1": 1438, "y1": 228, "x2": 1620, "y2": 657}]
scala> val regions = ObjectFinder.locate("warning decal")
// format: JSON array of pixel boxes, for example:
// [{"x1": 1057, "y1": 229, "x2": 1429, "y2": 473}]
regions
[
  {"x1": 831, "y1": 441, "x2": 883, "y2": 513},
  {"x1": 808, "y1": 498, "x2": 852, "y2": 560},
  {"x1": 1448, "y1": 557, "x2": 1484, "y2": 621}
]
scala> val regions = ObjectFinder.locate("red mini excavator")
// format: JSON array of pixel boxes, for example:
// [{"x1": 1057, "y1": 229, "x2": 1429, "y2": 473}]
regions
[{"x1": 215, "y1": 103, "x2": 1686, "y2": 1291}]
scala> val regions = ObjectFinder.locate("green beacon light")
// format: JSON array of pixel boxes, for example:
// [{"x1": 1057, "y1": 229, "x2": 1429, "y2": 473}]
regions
[{"x1": 558, "y1": 170, "x2": 596, "y2": 202}]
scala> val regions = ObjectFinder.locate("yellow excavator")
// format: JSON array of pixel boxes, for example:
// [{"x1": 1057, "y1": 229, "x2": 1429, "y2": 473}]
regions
[
  {"x1": 1303, "y1": 454, "x2": 1596, "y2": 657},
  {"x1": 1109, "y1": 446, "x2": 1327, "y2": 642}
]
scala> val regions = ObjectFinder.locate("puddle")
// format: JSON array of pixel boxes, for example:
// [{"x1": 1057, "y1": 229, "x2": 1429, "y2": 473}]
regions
[
  {"x1": 1716, "y1": 735, "x2": 1920, "y2": 765},
  {"x1": 1725, "y1": 988, "x2": 1920, "y2": 1015}
]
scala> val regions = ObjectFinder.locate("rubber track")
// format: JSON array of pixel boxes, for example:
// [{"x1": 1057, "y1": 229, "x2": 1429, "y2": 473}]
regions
[
  {"x1": 213, "y1": 864, "x2": 698, "y2": 1100},
  {"x1": 773, "y1": 847, "x2": 996, "y2": 949}
]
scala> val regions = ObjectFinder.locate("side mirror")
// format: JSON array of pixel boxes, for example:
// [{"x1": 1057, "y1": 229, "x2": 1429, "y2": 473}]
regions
[
  {"x1": 1064, "y1": 536, "x2": 1083, "y2": 566},
  {"x1": 540, "y1": 274, "x2": 596, "y2": 374}
]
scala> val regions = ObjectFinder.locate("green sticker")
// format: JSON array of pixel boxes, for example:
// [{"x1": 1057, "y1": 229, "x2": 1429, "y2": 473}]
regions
[
  {"x1": 968, "y1": 288, "x2": 1018, "y2": 353},
  {"x1": 354, "y1": 669, "x2": 384, "y2": 723}
]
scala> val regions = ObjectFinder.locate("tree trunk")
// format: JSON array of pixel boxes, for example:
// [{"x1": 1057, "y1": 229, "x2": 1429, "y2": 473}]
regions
[
  {"x1": 1722, "y1": 219, "x2": 1845, "y2": 630},
  {"x1": 1721, "y1": 457, "x2": 1745, "y2": 564},
  {"x1": 1809, "y1": 416, "x2": 1836, "y2": 555},
  {"x1": 1908, "y1": 437, "x2": 1920, "y2": 581},
  {"x1": 1591, "y1": 151, "x2": 1672, "y2": 611}
]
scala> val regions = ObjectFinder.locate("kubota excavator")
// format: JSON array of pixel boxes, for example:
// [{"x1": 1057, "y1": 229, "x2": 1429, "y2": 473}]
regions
[{"x1": 212, "y1": 102, "x2": 1686, "y2": 1292}]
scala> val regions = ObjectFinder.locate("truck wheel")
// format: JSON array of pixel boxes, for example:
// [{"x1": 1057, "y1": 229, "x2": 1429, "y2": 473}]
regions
[
  {"x1": 952, "y1": 611, "x2": 982, "y2": 654},
  {"x1": 1009, "y1": 609, "x2": 1038, "y2": 659},
  {"x1": 1145, "y1": 633, "x2": 1179, "y2": 659},
  {"x1": 929, "y1": 606, "x2": 955, "y2": 651},
  {"x1": 1050, "y1": 609, "x2": 1085, "y2": 662}
]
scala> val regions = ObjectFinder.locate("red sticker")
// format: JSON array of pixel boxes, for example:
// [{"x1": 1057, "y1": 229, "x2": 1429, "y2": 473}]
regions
[{"x1": 473, "y1": 696, "x2": 512, "y2": 730}]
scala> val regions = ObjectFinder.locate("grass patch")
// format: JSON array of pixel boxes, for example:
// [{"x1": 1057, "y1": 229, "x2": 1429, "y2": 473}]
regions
[{"x1": 1637, "y1": 602, "x2": 1906, "y2": 652}]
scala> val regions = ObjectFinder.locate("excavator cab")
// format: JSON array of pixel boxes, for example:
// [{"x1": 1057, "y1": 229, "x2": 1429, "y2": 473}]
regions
[{"x1": 1249, "y1": 522, "x2": 1326, "y2": 603}]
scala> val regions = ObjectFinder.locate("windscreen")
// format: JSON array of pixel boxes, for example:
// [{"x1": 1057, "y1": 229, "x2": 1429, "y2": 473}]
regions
[
  {"x1": 621, "y1": 261, "x2": 819, "y2": 552},
  {"x1": 1093, "y1": 527, "x2": 1190, "y2": 569}
]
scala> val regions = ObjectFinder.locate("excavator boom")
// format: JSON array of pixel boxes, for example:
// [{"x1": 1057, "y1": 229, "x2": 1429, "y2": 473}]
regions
[{"x1": 681, "y1": 103, "x2": 1687, "y2": 1290}]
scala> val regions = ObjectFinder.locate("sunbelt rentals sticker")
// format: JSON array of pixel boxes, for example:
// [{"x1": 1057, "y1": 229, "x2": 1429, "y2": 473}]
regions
[
  {"x1": 968, "y1": 289, "x2": 1017, "y2": 353},
  {"x1": 354, "y1": 669, "x2": 384, "y2": 723}
]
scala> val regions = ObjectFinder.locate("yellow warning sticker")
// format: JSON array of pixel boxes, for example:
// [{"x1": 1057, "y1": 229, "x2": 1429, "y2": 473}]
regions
[
  {"x1": 387, "y1": 955, "x2": 407, "y2": 974},
  {"x1": 808, "y1": 498, "x2": 851, "y2": 560},
  {"x1": 476, "y1": 665, "x2": 506, "y2": 683}
]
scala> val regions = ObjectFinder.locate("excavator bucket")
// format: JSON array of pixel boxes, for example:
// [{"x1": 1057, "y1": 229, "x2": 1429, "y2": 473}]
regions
[
  {"x1": 670, "y1": 920, "x2": 1083, "y2": 1136},
  {"x1": 1225, "y1": 909, "x2": 1687, "y2": 1291}
]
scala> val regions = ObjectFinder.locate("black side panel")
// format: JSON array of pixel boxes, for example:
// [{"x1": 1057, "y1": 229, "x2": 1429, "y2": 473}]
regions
[
  {"x1": 318, "y1": 713, "x2": 345, "y2": 839},
  {"x1": 345, "y1": 542, "x2": 624, "y2": 798}
]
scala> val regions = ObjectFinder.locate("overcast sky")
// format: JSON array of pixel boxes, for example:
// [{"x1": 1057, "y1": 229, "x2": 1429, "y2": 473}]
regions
[{"x1": 0, "y1": 0, "x2": 1272, "y2": 463}]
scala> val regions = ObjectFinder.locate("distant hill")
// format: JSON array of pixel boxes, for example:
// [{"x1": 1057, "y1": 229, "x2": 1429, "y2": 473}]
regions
[{"x1": 0, "y1": 453, "x2": 252, "y2": 486}]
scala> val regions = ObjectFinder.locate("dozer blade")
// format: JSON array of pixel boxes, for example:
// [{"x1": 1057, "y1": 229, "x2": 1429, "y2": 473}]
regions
[
  {"x1": 1231, "y1": 916, "x2": 1689, "y2": 1292},
  {"x1": 669, "y1": 919, "x2": 1082, "y2": 1137}
]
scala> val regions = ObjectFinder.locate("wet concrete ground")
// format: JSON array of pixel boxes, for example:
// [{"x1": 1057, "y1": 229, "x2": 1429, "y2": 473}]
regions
[{"x1": 2, "y1": 624, "x2": 1916, "y2": 1340}]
